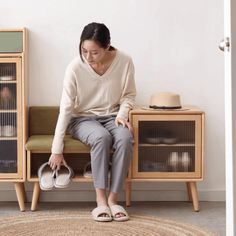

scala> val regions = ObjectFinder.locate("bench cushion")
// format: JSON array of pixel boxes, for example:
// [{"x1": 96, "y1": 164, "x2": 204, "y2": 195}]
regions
[{"x1": 25, "y1": 135, "x2": 90, "y2": 153}]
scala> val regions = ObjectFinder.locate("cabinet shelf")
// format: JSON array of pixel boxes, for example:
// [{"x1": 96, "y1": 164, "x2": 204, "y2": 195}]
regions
[
  {"x1": 0, "y1": 81, "x2": 17, "y2": 84},
  {"x1": 30, "y1": 174, "x2": 95, "y2": 183},
  {"x1": 139, "y1": 143, "x2": 195, "y2": 147},
  {"x1": 0, "y1": 137, "x2": 17, "y2": 140},
  {"x1": 0, "y1": 109, "x2": 17, "y2": 113}
]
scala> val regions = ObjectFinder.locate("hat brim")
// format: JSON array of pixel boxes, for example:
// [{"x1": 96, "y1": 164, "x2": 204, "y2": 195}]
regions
[
  {"x1": 149, "y1": 105, "x2": 182, "y2": 109},
  {"x1": 142, "y1": 106, "x2": 190, "y2": 111}
]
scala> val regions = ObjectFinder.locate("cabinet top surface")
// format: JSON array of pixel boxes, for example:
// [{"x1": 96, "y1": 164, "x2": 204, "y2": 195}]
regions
[
  {"x1": 130, "y1": 106, "x2": 204, "y2": 115},
  {"x1": 0, "y1": 28, "x2": 26, "y2": 32}
]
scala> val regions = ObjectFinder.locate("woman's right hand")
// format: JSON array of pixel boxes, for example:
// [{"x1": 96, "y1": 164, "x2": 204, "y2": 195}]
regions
[{"x1": 48, "y1": 153, "x2": 64, "y2": 170}]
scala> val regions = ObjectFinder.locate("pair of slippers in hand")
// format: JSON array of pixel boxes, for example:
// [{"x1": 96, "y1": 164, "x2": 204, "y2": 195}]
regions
[
  {"x1": 38, "y1": 160, "x2": 74, "y2": 190},
  {"x1": 92, "y1": 205, "x2": 129, "y2": 222}
]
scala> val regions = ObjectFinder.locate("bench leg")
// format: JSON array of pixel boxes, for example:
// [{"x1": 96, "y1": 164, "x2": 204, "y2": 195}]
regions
[
  {"x1": 31, "y1": 182, "x2": 40, "y2": 211},
  {"x1": 14, "y1": 182, "x2": 26, "y2": 212}
]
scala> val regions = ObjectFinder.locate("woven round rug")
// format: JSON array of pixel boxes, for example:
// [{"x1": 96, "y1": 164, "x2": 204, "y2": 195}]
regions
[{"x1": 0, "y1": 211, "x2": 219, "y2": 236}]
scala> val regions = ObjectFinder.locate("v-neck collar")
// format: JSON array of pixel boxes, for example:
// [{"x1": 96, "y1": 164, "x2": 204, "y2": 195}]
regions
[{"x1": 84, "y1": 50, "x2": 119, "y2": 79}]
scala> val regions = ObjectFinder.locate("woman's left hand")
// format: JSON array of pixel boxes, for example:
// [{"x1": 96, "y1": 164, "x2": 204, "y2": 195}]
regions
[{"x1": 115, "y1": 117, "x2": 134, "y2": 136}]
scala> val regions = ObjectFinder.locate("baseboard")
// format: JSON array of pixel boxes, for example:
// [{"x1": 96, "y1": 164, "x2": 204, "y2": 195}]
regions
[{"x1": 0, "y1": 188, "x2": 226, "y2": 202}]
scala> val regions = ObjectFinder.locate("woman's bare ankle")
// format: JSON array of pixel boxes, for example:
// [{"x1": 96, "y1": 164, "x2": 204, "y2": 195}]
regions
[
  {"x1": 96, "y1": 198, "x2": 108, "y2": 207},
  {"x1": 108, "y1": 192, "x2": 118, "y2": 206},
  {"x1": 96, "y1": 188, "x2": 108, "y2": 207}
]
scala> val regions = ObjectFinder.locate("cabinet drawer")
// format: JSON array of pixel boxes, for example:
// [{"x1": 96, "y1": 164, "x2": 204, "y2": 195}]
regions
[{"x1": 0, "y1": 32, "x2": 23, "y2": 53}]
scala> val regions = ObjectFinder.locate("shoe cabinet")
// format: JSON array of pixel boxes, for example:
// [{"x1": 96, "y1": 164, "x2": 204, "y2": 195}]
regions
[
  {"x1": 126, "y1": 107, "x2": 204, "y2": 211},
  {"x1": 0, "y1": 29, "x2": 27, "y2": 211}
]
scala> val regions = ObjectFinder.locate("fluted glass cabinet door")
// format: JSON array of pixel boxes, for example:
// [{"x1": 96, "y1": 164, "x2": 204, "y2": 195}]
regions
[
  {"x1": 0, "y1": 58, "x2": 22, "y2": 178},
  {"x1": 132, "y1": 114, "x2": 203, "y2": 179}
]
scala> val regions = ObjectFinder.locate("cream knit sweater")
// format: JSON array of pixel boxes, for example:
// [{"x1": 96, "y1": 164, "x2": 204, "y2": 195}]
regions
[{"x1": 51, "y1": 50, "x2": 136, "y2": 154}]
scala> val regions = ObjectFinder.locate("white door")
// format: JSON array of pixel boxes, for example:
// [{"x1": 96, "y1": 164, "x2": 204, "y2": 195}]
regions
[{"x1": 221, "y1": 0, "x2": 236, "y2": 235}]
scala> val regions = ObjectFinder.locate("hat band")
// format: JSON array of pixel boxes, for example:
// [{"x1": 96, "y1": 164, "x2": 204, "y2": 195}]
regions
[{"x1": 149, "y1": 105, "x2": 182, "y2": 109}]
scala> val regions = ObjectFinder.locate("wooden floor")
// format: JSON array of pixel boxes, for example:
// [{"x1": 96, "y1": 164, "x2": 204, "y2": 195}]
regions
[{"x1": 0, "y1": 201, "x2": 225, "y2": 236}]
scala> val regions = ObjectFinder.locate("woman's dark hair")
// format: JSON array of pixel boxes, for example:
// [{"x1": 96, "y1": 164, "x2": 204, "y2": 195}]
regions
[{"x1": 79, "y1": 22, "x2": 115, "y2": 62}]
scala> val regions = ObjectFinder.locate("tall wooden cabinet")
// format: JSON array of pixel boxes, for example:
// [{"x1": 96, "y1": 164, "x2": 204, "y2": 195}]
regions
[
  {"x1": 0, "y1": 29, "x2": 27, "y2": 211},
  {"x1": 126, "y1": 107, "x2": 204, "y2": 211}
]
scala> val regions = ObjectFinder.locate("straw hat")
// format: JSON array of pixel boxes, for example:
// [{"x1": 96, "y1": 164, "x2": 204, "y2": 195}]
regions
[{"x1": 149, "y1": 92, "x2": 182, "y2": 109}]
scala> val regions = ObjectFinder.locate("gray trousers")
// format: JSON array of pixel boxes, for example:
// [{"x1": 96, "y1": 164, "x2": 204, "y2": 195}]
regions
[{"x1": 68, "y1": 115, "x2": 133, "y2": 193}]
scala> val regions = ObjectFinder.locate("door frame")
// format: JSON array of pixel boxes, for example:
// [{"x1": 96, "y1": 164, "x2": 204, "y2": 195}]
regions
[{"x1": 224, "y1": 0, "x2": 236, "y2": 235}]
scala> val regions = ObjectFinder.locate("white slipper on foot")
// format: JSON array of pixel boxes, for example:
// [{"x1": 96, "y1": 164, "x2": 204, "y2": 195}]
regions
[
  {"x1": 109, "y1": 204, "x2": 130, "y2": 222},
  {"x1": 92, "y1": 206, "x2": 112, "y2": 222}
]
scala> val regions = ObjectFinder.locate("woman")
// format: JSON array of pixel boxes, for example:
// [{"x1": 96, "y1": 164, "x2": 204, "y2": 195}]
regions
[{"x1": 48, "y1": 22, "x2": 136, "y2": 222}]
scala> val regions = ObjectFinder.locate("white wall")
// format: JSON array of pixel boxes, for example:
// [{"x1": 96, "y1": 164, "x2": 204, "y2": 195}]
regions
[{"x1": 0, "y1": 0, "x2": 225, "y2": 201}]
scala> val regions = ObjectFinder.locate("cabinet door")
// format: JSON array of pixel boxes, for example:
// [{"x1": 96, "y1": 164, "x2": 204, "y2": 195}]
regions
[
  {"x1": 132, "y1": 114, "x2": 203, "y2": 179},
  {"x1": 0, "y1": 58, "x2": 22, "y2": 178}
]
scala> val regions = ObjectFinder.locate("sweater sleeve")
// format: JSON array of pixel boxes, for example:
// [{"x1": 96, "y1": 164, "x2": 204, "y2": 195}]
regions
[
  {"x1": 51, "y1": 68, "x2": 77, "y2": 154},
  {"x1": 117, "y1": 59, "x2": 136, "y2": 120}
]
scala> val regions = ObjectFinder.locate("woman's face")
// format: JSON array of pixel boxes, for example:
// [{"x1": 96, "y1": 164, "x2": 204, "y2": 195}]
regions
[{"x1": 81, "y1": 40, "x2": 107, "y2": 65}]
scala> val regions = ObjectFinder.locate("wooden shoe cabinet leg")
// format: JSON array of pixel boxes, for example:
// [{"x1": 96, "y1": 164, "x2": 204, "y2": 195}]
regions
[{"x1": 14, "y1": 182, "x2": 26, "y2": 211}]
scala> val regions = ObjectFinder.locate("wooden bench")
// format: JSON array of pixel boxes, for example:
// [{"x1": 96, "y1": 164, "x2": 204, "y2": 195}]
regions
[{"x1": 25, "y1": 106, "x2": 131, "y2": 211}]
